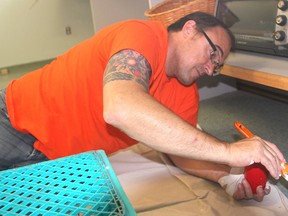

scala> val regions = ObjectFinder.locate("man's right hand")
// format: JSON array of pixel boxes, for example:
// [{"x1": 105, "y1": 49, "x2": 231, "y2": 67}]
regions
[{"x1": 227, "y1": 136, "x2": 285, "y2": 179}]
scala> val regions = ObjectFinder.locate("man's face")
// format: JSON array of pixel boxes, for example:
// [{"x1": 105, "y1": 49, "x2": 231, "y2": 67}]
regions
[{"x1": 167, "y1": 23, "x2": 232, "y2": 86}]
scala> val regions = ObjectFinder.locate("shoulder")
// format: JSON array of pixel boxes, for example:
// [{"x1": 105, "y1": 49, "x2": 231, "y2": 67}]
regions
[
  {"x1": 110, "y1": 20, "x2": 167, "y2": 38},
  {"x1": 117, "y1": 19, "x2": 165, "y2": 29},
  {"x1": 104, "y1": 20, "x2": 168, "y2": 72}
]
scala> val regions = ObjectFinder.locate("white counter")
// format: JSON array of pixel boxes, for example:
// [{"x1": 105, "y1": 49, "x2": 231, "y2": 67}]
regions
[{"x1": 221, "y1": 51, "x2": 288, "y2": 91}]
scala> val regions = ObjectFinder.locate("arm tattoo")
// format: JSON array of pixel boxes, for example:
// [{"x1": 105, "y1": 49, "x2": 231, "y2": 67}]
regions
[{"x1": 103, "y1": 50, "x2": 152, "y2": 91}]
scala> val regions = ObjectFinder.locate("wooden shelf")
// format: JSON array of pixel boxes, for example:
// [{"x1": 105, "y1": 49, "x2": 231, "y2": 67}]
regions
[
  {"x1": 221, "y1": 64, "x2": 288, "y2": 91},
  {"x1": 220, "y1": 51, "x2": 288, "y2": 91}
]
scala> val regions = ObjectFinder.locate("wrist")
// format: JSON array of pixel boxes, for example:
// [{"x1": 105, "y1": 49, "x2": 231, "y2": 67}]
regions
[
  {"x1": 218, "y1": 173, "x2": 244, "y2": 197},
  {"x1": 222, "y1": 141, "x2": 232, "y2": 165}
]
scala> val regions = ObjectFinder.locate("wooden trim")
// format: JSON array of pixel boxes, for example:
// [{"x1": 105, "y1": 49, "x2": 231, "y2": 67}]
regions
[{"x1": 221, "y1": 64, "x2": 288, "y2": 91}]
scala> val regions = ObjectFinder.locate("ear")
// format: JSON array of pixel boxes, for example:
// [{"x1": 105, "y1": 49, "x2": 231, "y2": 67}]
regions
[{"x1": 182, "y1": 20, "x2": 197, "y2": 38}]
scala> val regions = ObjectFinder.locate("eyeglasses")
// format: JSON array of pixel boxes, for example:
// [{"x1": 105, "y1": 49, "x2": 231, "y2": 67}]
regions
[{"x1": 199, "y1": 28, "x2": 223, "y2": 76}]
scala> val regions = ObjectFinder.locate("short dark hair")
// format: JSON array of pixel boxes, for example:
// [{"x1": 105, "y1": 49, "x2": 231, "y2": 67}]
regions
[{"x1": 168, "y1": 12, "x2": 235, "y2": 51}]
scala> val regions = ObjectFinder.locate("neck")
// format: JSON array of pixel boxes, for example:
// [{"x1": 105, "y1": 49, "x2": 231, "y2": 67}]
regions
[{"x1": 165, "y1": 31, "x2": 178, "y2": 77}]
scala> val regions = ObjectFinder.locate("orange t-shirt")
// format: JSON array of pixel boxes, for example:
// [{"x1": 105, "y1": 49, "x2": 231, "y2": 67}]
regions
[{"x1": 6, "y1": 20, "x2": 199, "y2": 159}]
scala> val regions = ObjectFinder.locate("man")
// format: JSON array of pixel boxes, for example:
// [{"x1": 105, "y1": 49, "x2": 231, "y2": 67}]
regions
[{"x1": 0, "y1": 12, "x2": 284, "y2": 202}]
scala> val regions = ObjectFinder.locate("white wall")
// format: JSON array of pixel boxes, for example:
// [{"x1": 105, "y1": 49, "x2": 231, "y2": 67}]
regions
[
  {"x1": 148, "y1": 0, "x2": 164, "y2": 8},
  {"x1": 0, "y1": 0, "x2": 94, "y2": 68},
  {"x1": 90, "y1": 0, "x2": 149, "y2": 32}
]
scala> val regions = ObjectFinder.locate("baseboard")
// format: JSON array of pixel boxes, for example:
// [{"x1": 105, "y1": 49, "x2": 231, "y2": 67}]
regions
[{"x1": 236, "y1": 80, "x2": 288, "y2": 104}]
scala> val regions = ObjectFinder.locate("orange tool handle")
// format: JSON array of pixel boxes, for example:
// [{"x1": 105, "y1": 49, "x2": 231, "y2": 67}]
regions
[
  {"x1": 234, "y1": 121, "x2": 288, "y2": 180},
  {"x1": 234, "y1": 121, "x2": 254, "y2": 138}
]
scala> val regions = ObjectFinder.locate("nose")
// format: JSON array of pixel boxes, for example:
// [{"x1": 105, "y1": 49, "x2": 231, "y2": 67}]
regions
[{"x1": 205, "y1": 61, "x2": 216, "y2": 76}]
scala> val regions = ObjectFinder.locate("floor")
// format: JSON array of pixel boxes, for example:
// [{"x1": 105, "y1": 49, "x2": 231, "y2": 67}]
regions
[
  {"x1": 198, "y1": 90, "x2": 288, "y2": 197},
  {"x1": 0, "y1": 59, "x2": 52, "y2": 89}
]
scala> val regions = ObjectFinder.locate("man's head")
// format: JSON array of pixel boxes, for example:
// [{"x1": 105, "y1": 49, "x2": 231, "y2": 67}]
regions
[{"x1": 165, "y1": 12, "x2": 235, "y2": 85}]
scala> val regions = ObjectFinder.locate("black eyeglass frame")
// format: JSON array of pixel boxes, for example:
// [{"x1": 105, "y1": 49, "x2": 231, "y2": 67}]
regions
[{"x1": 198, "y1": 28, "x2": 223, "y2": 76}]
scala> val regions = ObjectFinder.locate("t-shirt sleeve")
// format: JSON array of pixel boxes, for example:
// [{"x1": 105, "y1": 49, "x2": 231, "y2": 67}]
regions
[{"x1": 106, "y1": 21, "x2": 166, "y2": 73}]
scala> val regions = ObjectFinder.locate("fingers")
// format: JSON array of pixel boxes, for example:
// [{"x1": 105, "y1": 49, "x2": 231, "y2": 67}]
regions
[
  {"x1": 254, "y1": 186, "x2": 265, "y2": 202},
  {"x1": 233, "y1": 179, "x2": 253, "y2": 200},
  {"x1": 253, "y1": 185, "x2": 270, "y2": 202},
  {"x1": 246, "y1": 137, "x2": 283, "y2": 179},
  {"x1": 241, "y1": 178, "x2": 254, "y2": 199},
  {"x1": 264, "y1": 139, "x2": 286, "y2": 163},
  {"x1": 233, "y1": 179, "x2": 270, "y2": 202},
  {"x1": 233, "y1": 183, "x2": 245, "y2": 200},
  {"x1": 264, "y1": 185, "x2": 271, "y2": 195},
  {"x1": 258, "y1": 138, "x2": 282, "y2": 179}
]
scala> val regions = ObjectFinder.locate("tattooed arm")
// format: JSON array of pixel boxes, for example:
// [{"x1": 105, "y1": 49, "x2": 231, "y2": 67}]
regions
[
  {"x1": 102, "y1": 49, "x2": 283, "y2": 179},
  {"x1": 103, "y1": 49, "x2": 225, "y2": 159},
  {"x1": 104, "y1": 50, "x2": 151, "y2": 92}
]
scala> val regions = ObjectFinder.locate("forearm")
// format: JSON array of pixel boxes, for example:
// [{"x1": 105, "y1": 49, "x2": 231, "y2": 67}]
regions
[
  {"x1": 168, "y1": 154, "x2": 231, "y2": 182},
  {"x1": 104, "y1": 82, "x2": 229, "y2": 164}
]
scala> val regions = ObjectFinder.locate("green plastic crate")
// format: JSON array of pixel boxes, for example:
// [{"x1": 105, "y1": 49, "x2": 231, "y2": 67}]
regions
[{"x1": 0, "y1": 150, "x2": 136, "y2": 216}]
